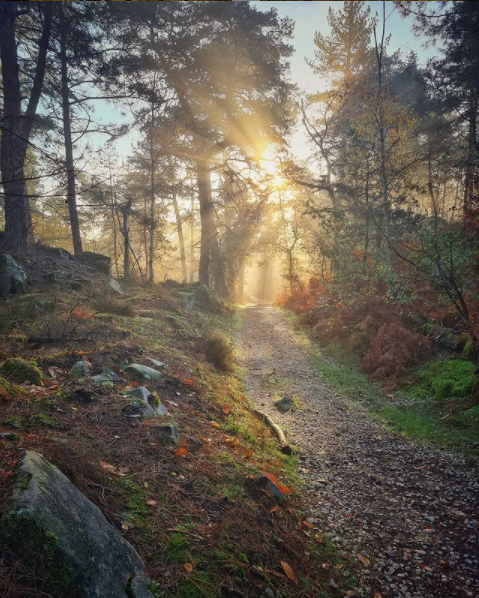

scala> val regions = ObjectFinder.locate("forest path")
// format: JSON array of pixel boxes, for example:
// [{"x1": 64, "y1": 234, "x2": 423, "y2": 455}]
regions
[{"x1": 238, "y1": 305, "x2": 478, "y2": 598}]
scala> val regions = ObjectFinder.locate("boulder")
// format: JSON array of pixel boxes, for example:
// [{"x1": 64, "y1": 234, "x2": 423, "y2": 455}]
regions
[
  {"x1": 125, "y1": 364, "x2": 162, "y2": 382},
  {"x1": 123, "y1": 400, "x2": 156, "y2": 420},
  {"x1": 107, "y1": 278, "x2": 123, "y2": 295},
  {"x1": 274, "y1": 396, "x2": 295, "y2": 413},
  {"x1": 69, "y1": 361, "x2": 91, "y2": 379},
  {"x1": 75, "y1": 251, "x2": 111, "y2": 275},
  {"x1": 0, "y1": 254, "x2": 27, "y2": 297},
  {"x1": 1, "y1": 452, "x2": 153, "y2": 598}
]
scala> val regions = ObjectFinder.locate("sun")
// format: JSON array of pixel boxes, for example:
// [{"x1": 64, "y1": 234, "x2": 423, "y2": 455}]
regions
[{"x1": 260, "y1": 149, "x2": 287, "y2": 188}]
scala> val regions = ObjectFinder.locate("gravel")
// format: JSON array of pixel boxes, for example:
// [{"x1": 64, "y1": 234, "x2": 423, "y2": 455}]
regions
[{"x1": 239, "y1": 306, "x2": 479, "y2": 598}]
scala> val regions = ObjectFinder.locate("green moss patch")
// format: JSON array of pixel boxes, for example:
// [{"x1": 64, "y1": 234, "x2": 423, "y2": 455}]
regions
[
  {"x1": 0, "y1": 358, "x2": 43, "y2": 385},
  {"x1": 406, "y1": 358, "x2": 475, "y2": 400}
]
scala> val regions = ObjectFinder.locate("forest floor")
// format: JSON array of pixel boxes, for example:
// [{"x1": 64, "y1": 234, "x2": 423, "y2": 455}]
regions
[{"x1": 238, "y1": 305, "x2": 479, "y2": 598}]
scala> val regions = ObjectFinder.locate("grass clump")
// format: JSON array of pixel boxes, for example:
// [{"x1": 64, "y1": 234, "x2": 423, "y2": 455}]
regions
[
  {"x1": 204, "y1": 331, "x2": 234, "y2": 372},
  {"x1": 0, "y1": 358, "x2": 42, "y2": 385},
  {"x1": 91, "y1": 295, "x2": 135, "y2": 317},
  {"x1": 405, "y1": 358, "x2": 475, "y2": 400}
]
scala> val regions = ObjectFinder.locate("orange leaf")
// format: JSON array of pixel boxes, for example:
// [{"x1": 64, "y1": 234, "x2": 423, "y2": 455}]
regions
[
  {"x1": 314, "y1": 533, "x2": 323, "y2": 544},
  {"x1": 174, "y1": 447, "x2": 187, "y2": 457},
  {"x1": 356, "y1": 554, "x2": 371, "y2": 568},
  {"x1": 182, "y1": 563, "x2": 193, "y2": 573},
  {"x1": 181, "y1": 377, "x2": 194, "y2": 386},
  {"x1": 281, "y1": 561, "x2": 298, "y2": 586},
  {"x1": 210, "y1": 421, "x2": 220, "y2": 429},
  {"x1": 270, "y1": 505, "x2": 279, "y2": 513},
  {"x1": 222, "y1": 407, "x2": 230, "y2": 414},
  {"x1": 0, "y1": 384, "x2": 10, "y2": 403},
  {"x1": 245, "y1": 449, "x2": 252, "y2": 460}
]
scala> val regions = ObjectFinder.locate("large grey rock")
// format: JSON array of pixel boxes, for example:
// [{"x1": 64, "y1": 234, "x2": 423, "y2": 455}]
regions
[
  {"x1": 0, "y1": 254, "x2": 27, "y2": 297},
  {"x1": 125, "y1": 364, "x2": 162, "y2": 382},
  {"x1": 1, "y1": 452, "x2": 153, "y2": 598},
  {"x1": 75, "y1": 251, "x2": 111, "y2": 275},
  {"x1": 123, "y1": 400, "x2": 156, "y2": 420}
]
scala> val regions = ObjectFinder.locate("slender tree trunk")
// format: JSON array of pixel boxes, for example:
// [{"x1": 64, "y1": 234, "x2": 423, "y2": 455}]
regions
[
  {"x1": 0, "y1": 2, "x2": 52, "y2": 251},
  {"x1": 60, "y1": 3, "x2": 82, "y2": 255},
  {"x1": 237, "y1": 259, "x2": 245, "y2": 302},
  {"x1": 172, "y1": 190, "x2": 187, "y2": 283},
  {"x1": 190, "y1": 194, "x2": 195, "y2": 283},
  {"x1": 196, "y1": 157, "x2": 213, "y2": 287},
  {"x1": 122, "y1": 199, "x2": 132, "y2": 280},
  {"x1": 148, "y1": 107, "x2": 155, "y2": 283}
]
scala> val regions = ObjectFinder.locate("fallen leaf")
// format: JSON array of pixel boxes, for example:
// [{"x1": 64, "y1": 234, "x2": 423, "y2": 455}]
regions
[
  {"x1": 321, "y1": 563, "x2": 330, "y2": 571},
  {"x1": 210, "y1": 421, "x2": 220, "y2": 429},
  {"x1": 181, "y1": 377, "x2": 194, "y2": 386},
  {"x1": 0, "y1": 385, "x2": 10, "y2": 403},
  {"x1": 118, "y1": 466, "x2": 131, "y2": 474},
  {"x1": 222, "y1": 407, "x2": 230, "y2": 414},
  {"x1": 174, "y1": 447, "x2": 187, "y2": 457},
  {"x1": 356, "y1": 554, "x2": 371, "y2": 568},
  {"x1": 146, "y1": 499, "x2": 158, "y2": 507},
  {"x1": 182, "y1": 563, "x2": 193, "y2": 573},
  {"x1": 374, "y1": 593, "x2": 382, "y2": 598},
  {"x1": 121, "y1": 521, "x2": 133, "y2": 530},
  {"x1": 270, "y1": 505, "x2": 279, "y2": 513},
  {"x1": 303, "y1": 520, "x2": 315, "y2": 529},
  {"x1": 99, "y1": 461, "x2": 126, "y2": 477},
  {"x1": 245, "y1": 449, "x2": 252, "y2": 460},
  {"x1": 314, "y1": 533, "x2": 324, "y2": 544},
  {"x1": 280, "y1": 561, "x2": 298, "y2": 586}
]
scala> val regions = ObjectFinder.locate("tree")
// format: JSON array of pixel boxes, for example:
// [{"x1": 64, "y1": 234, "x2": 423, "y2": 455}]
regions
[{"x1": 0, "y1": 1, "x2": 53, "y2": 251}]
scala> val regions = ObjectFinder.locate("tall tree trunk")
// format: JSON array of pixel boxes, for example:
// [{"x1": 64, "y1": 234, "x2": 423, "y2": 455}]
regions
[
  {"x1": 59, "y1": 3, "x2": 82, "y2": 255},
  {"x1": 0, "y1": 2, "x2": 52, "y2": 252},
  {"x1": 172, "y1": 190, "x2": 187, "y2": 283}
]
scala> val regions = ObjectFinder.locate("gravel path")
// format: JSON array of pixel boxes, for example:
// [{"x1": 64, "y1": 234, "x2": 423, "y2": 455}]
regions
[{"x1": 239, "y1": 306, "x2": 479, "y2": 598}]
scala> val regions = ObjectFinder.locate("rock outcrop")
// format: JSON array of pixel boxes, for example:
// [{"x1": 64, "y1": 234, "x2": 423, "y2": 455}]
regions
[
  {"x1": 1, "y1": 452, "x2": 153, "y2": 598},
  {"x1": 0, "y1": 253, "x2": 27, "y2": 297}
]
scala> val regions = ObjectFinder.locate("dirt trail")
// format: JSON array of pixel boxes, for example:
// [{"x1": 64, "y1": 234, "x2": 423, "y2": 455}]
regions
[{"x1": 238, "y1": 306, "x2": 479, "y2": 598}]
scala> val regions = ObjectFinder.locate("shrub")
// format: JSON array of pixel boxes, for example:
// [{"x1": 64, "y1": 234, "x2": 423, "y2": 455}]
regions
[
  {"x1": 204, "y1": 331, "x2": 234, "y2": 372},
  {"x1": 362, "y1": 323, "x2": 433, "y2": 390},
  {"x1": 0, "y1": 358, "x2": 43, "y2": 385}
]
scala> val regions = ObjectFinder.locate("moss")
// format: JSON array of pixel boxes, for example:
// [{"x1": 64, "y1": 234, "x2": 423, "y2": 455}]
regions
[
  {"x1": 4, "y1": 415, "x2": 24, "y2": 429},
  {"x1": 165, "y1": 533, "x2": 192, "y2": 563},
  {"x1": 0, "y1": 514, "x2": 76, "y2": 597},
  {"x1": 33, "y1": 413, "x2": 62, "y2": 429},
  {"x1": 114, "y1": 477, "x2": 148, "y2": 525},
  {"x1": 0, "y1": 358, "x2": 43, "y2": 385},
  {"x1": 0, "y1": 375, "x2": 23, "y2": 398},
  {"x1": 406, "y1": 358, "x2": 475, "y2": 400},
  {"x1": 177, "y1": 572, "x2": 216, "y2": 598}
]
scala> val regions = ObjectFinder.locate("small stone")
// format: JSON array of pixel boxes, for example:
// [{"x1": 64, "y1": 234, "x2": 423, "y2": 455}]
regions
[
  {"x1": 124, "y1": 364, "x2": 162, "y2": 382},
  {"x1": 157, "y1": 423, "x2": 179, "y2": 445},
  {"x1": 146, "y1": 357, "x2": 165, "y2": 369},
  {"x1": 274, "y1": 396, "x2": 295, "y2": 413},
  {"x1": 0, "y1": 432, "x2": 17, "y2": 441},
  {"x1": 265, "y1": 588, "x2": 275, "y2": 598},
  {"x1": 69, "y1": 361, "x2": 91, "y2": 379},
  {"x1": 101, "y1": 368, "x2": 120, "y2": 383},
  {"x1": 91, "y1": 373, "x2": 115, "y2": 385}
]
